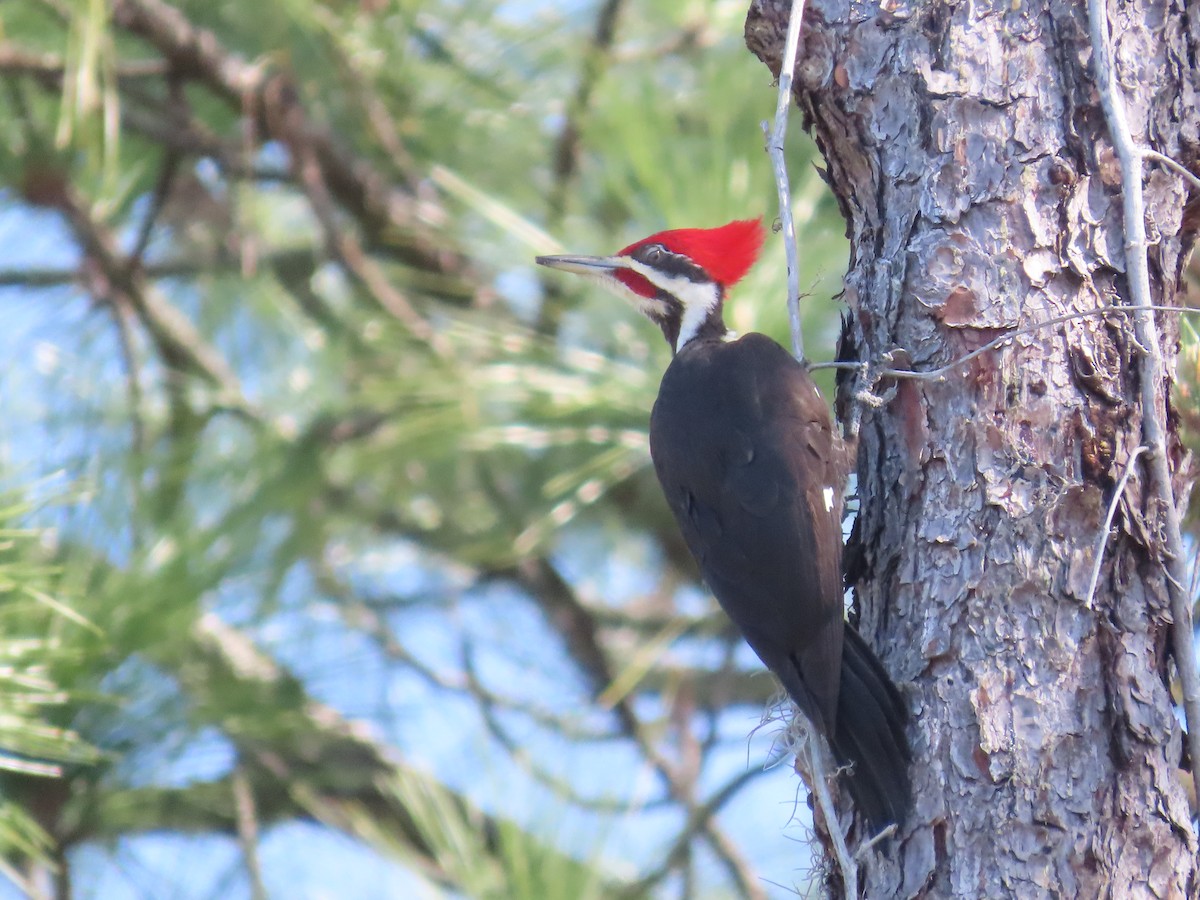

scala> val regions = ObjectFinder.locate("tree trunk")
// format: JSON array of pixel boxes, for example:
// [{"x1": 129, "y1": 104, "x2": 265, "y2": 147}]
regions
[{"x1": 746, "y1": 0, "x2": 1199, "y2": 895}]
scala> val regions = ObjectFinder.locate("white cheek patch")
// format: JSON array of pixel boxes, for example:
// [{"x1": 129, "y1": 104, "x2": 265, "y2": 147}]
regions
[
  {"x1": 635, "y1": 296, "x2": 671, "y2": 320},
  {"x1": 626, "y1": 260, "x2": 720, "y2": 350},
  {"x1": 591, "y1": 270, "x2": 671, "y2": 319}
]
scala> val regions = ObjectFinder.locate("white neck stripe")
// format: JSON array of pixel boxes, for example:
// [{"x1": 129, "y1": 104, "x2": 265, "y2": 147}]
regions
[
  {"x1": 625, "y1": 260, "x2": 720, "y2": 351},
  {"x1": 674, "y1": 280, "x2": 720, "y2": 350}
]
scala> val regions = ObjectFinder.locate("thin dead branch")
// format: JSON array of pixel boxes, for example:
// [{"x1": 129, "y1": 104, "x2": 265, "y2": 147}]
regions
[
  {"x1": 1143, "y1": 150, "x2": 1200, "y2": 192},
  {"x1": 798, "y1": 723, "x2": 857, "y2": 898},
  {"x1": 762, "y1": 0, "x2": 809, "y2": 363},
  {"x1": 1086, "y1": 0, "x2": 1200, "y2": 804},
  {"x1": 1084, "y1": 446, "x2": 1148, "y2": 610},
  {"x1": 810, "y1": 305, "x2": 1194, "y2": 381}
]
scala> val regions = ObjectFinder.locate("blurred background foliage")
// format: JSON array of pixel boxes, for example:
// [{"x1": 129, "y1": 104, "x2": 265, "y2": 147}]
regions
[{"x1": 12, "y1": 0, "x2": 1197, "y2": 898}]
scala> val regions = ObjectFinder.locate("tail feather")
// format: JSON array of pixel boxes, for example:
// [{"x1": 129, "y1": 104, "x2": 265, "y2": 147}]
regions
[{"x1": 828, "y1": 625, "x2": 911, "y2": 830}]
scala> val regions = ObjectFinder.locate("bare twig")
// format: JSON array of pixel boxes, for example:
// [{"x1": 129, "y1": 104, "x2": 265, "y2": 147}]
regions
[
  {"x1": 799, "y1": 725, "x2": 857, "y2": 897},
  {"x1": 1086, "y1": 0, "x2": 1200, "y2": 808},
  {"x1": 1083, "y1": 446, "x2": 1148, "y2": 609},
  {"x1": 855, "y1": 823, "x2": 896, "y2": 859},
  {"x1": 810, "y1": 305, "x2": 1194, "y2": 380},
  {"x1": 1143, "y1": 150, "x2": 1200, "y2": 192},
  {"x1": 762, "y1": 0, "x2": 808, "y2": 363}
]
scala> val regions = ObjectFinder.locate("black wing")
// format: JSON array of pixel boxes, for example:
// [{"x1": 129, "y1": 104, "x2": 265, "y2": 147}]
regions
[{"x1": 649, "y1": 333, "x2": 844, "y2": 729}]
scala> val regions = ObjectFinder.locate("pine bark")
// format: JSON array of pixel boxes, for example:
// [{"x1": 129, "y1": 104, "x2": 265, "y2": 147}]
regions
[{"x1": 746, "y1": 0, "x2": 1200, "y2": 896}]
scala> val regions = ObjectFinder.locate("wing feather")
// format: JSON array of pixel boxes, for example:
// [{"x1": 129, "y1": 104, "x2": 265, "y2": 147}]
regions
[{"x1": 650, "y1": 334, "x2": 844, "y2": 728}]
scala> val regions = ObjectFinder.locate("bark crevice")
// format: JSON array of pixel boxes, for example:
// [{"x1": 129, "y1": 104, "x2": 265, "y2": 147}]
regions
[{"x1": 746, "y1": 0, "x2": 1198, "y2": 893}]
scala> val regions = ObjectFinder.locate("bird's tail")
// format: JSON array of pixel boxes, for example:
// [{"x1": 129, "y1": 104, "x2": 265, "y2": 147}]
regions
[{"x1": 828, "y1": 625, "x2": 912, "y2": 831}]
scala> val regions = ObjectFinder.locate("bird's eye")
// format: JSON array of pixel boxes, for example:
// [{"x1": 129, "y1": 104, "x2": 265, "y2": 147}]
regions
[{"x1": 644, "y1": 244, "x2": 665, "y2": 261}]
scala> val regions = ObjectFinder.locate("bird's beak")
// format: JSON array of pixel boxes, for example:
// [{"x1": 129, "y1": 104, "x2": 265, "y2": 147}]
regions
[{"x1": 535, "y1": 254, "x2": 630, "y2": 276}]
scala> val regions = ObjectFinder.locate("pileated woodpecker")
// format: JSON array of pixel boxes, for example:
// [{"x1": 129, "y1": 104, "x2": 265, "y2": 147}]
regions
[{"x1": 537, "y1": 219, "x2": 910, "y2": 829}]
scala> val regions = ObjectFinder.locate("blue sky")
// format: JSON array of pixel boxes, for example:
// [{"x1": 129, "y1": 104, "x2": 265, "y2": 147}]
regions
[{"x1": 0, "y1": 193, "x2": 818, "y2": 898}]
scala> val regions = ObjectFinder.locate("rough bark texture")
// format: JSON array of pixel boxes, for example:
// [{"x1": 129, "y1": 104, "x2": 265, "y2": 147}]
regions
[{"x1": 746, "y1": 0, "x2": 1199, "y2": 896}]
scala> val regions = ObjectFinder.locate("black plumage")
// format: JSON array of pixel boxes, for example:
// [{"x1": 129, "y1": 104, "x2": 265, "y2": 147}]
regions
[
  {"x1": 536, "y1": 219, "x2": 911, "y2": 829},
  {"x1": 650, "y1": 333, "x2": 910, "y2": 830}
]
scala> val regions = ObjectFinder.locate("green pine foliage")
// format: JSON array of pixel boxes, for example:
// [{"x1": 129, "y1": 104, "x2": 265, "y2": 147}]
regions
[{"x1": 0, "y1": 0, "x2": 850, "y2": 895}]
